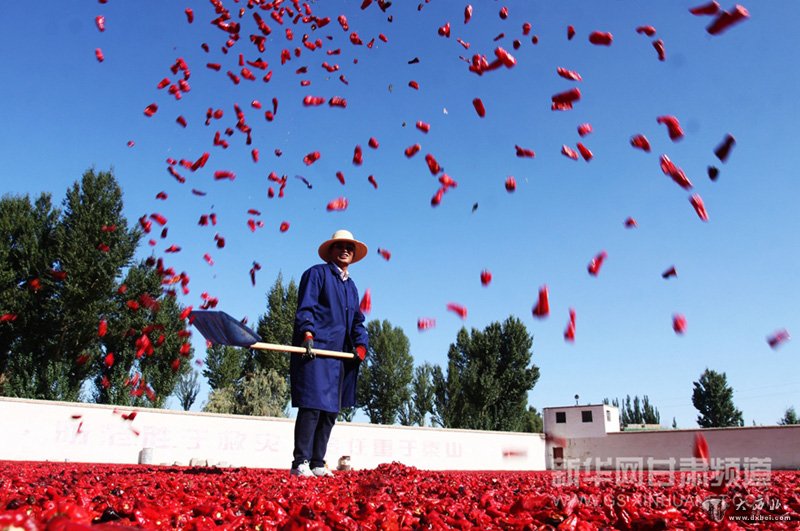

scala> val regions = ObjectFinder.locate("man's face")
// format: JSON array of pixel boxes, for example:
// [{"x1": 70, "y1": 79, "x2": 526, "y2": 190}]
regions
[{"x1": 329, "y1": 241, "x2": 355, "y2": 268}]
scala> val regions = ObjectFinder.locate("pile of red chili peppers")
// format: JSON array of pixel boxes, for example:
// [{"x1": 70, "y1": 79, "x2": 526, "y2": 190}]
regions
[{"x1": 0, "y1": 461, "x2": 797, "y2": 529}]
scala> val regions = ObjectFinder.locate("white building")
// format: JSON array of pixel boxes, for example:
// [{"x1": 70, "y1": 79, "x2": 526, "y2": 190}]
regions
[{"x1": 543, "y1": 403, "x2": 620, "y2": 468}]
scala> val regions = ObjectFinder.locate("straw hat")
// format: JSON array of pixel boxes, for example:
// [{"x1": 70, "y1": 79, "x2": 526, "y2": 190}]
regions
[{"x1": 318, "y1": 229, "x2": 368, "y2": 263}]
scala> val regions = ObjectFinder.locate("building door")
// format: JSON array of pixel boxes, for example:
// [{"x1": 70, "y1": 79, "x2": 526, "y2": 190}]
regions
[{"x1": 552, "y1": 447, "x2": 564, "y2": 469}]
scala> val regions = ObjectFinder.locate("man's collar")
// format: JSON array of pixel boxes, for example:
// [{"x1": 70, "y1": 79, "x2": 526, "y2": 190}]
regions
[{"x1": 327, "y1": 261, "x2": 349, "y2": 281}]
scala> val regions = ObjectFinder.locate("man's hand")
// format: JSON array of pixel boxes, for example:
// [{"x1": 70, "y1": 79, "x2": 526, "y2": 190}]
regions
[
  {"x1": 302, "y1": 332, "x2": 315, "y2": 360},
  {"x1": 355, "y1": 345, "x2": 366, "y2": 362}
]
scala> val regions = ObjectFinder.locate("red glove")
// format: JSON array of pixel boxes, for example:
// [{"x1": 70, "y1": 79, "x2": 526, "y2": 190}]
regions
[{"x1": 355, "y1": 345, "x2": 366, "y2": 361}]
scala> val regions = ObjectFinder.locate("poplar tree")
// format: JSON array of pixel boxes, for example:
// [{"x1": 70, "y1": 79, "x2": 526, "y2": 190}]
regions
[
  {"x1": 692, "y1": 368, "x2": 744, "y2": 427},
  {"x1": 432, "y1": 316, "x2": 540, "y2": 432}
]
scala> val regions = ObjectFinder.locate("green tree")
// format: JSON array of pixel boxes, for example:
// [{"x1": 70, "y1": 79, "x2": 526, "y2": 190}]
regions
[
  {"x1": 432, "y1": 317, "x2": 540, "y2": 432},
  {"x1": 1, "y1": 169, "x2": 140, "y2": 401},
  {"x1": 202, "y1": 368, "x2": 288, "y2": 417},
  {"x1": 410, "y1": 363, "x2": 435, "y2": 426},
  {"x1": 175, "y1": 370, "x2": 200, "y2": 411},
  {"x1": 692, "y1": 368, "x2": 744, "y2": 428},
  {"x1": 779, "y1": 407, "x2": 799, "y2": 425},
  {"x1": 92, "y1": 260, "x2": 192, "y2": 408},
  {"x1": 203, "y1": 344, "x2": 246, "y2": 391},
  {"x1": 254, "y1": 273, "x2": 297, "y2": 377},
  {"x1": 358, "y1": 320, "x2": 414, "y2": 425},
  {"x1": 522, "y1": 406, "x2": 544, "y2": 433},
  {"x1": 238, "y1": 368, "x2": 289, "y2": 417},
  {"x1": 606, "y1": 395, "x2": 661, "y2": 427}
]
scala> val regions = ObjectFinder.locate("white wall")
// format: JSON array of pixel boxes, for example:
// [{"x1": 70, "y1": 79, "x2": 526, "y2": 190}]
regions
[
  {"x1": 0, "y1": 398, "x2": 546, "y2": 471},
  {"x1": 554, "y1": 426, "x2": 800, "y2": 470}
]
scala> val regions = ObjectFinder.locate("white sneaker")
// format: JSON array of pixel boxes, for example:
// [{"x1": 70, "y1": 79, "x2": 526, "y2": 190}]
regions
[
  {"x1": 290, "y1": 461, "x2": 314, "y2": 477},
  {"x1": 312, "y1": 466, "x2": 334, "y2": 477}
]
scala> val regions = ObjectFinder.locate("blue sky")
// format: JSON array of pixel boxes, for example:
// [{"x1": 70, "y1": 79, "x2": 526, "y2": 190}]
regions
[{"x1": 2, "y1": 1, "x2": 797, "y2": 427}]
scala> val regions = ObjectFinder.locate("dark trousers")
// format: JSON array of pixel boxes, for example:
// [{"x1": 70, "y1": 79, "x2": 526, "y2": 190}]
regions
[{"x1": 292, "y1": 408, "x2": 337, "y2": 468}]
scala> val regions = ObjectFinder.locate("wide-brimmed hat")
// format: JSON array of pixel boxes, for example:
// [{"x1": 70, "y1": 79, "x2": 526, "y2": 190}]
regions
[{"x1": 318, "y1": 229, "x2": 368, "y2": 263}]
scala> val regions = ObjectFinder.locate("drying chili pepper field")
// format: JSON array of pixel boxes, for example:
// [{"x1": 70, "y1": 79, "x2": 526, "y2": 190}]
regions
[{"x1": 1, "y1": 461, "x2": 798, "y2": 529}]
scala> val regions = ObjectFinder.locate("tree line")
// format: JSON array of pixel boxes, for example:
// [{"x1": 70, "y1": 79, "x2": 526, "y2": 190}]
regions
[{"x1": 2, "y1": 169, "x2": 796, "y2": 430}]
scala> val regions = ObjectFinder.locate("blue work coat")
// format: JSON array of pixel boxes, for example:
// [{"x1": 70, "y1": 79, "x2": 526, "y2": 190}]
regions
[{"x1": 291, "y1": 263, "x2": 369, "y2": 413}]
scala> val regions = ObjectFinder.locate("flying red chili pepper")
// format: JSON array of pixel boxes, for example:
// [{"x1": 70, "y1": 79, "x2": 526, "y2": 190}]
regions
[
  {"x1": 437, "y1": 22, "x2": 451, "y2": 38},
  {"x1": 706, "y1": 5, "x2": 749, "y2": 35},
  {"x1": 577, "y1": 123, "x2": 592, "y2": 136},
  {"x1": 576, "y1": 143, "x2": 593, "y2": 161},
  {"x1": 564, "y1": 308, "x2": 576, "y2": 342},
  {"x1": 408, "y1": 80, "x2": 419, "y2": 90},
  {"x1": 690, "y1": 194, "x2": 709, "y2": 221},
  {"x1": 280, "y1": 222, "x2": 290, "y2": 232},
  {"x1": 150, "y1": 213, "x2": 167, "y2": 226},
  {"x1": 653, "y1": 39, "x2": 666, "y2": 61},
  {"x1": 351, "y1": 145, "x2": 363, "y2": 166},
  {"x1": 660, "y1": 155, "x2": 693, "y2": 189},
  {"x1": 662, "y1": 266, "x2": 677, "y2": 279},
  {"x1": 367, "y1": 175, "x2": 378, "y2": 189},
  {"x1": 693, "y1": 433, "x2": 709, "y2": 464},
  {"x1": 95, "y1": 15, "x2": 105, "y2": 32},
  {"x1": 532, "y1": 285, "x2": 550, "y2": 318},
  {"x1": 657, "y1": 115, "x2": 684, "y2": 141},
  {"x1": 480, "y1": 270, "x2": 492, "y2": 286},
  {"x1": 588, "y1": 31, "x2": 613, "y2": 45},
  {"x1": 303, "y1": 151, "x2": 321, "y2": 165},
  {"x1": 368, "y1": 137, "x2": 379, "y2": 149},
  {"x1": 143, "y1": 103, "x2": 158, "y2": 117},
  {"x1": 499, "y1": 6, "x2": 508, "y2": 19},
  {"x1": 446, "y1": 303, "x2": 468, "y2": 319},
  {"x1": 587, "y1": 251, "x2": 607, "y2": 276},
  {"x1": 424, "y1": 153, "x2": 441, "y2": 175},
  {"x1": 360, "y1": 289, "x2": 372, "y2": 314},
  {"x1": 567, "y1": 25, "x2": 575, "y2": 40},
  {"x1": 557, "y1": 67, "x2": 582, "y2": 81},
  {"x1": 165, "y1": 245, "x2": 181, "y2": 253},
  {"x1": 636, "y1": 25, "x2": 657, "y2": 36},
  {"x1": 505, "y1": 176, "x2": 516, "y2": 192},
  {"x1": 551, "y1": 88, "x2": 581, "y2": 105},
  {"x1": 515, "y1": 145, "x2": 535, "y2": 158},
  {"x1": 472, "y1": 98, "x2": 486, "y2": 118},
  {"x1": 405, "y1": 144, "x2": 421, "y2": 158},
  {"x1": 417, "y1": 318, "x2": 435, "y2": 331},
  {"x1": 326, "y1": 197, "x2": 349, "y2": 211},
  {"x1": 214, "y1": 170, "x2": 236, "y2": 181},
  {"x1": 377, "y1": 248, "x2": 391, "y2": 261},
  {"x1": 416, "y1": 121, "x2": 431, "y2": 133},
  {"x1": 630, "y1": 134, "x2": 651, "y2": 152},
  {"x1": 464, "y1": 5, "x2": 472, "y2": 24},
  {"x1": 767, "y1": 329, "x2": 790, "y2": 349},
  {"x1": 673, "y1": 314, "x2": 687, "y2": 334},
  {"x1": 689, "y1": 1, "x2": 720, "y2": 15},
  {"x1": 624, "y1": 217, "x2": 638, "y2": 228},
  {"x1": 185, "y1": 8, "x2": 194, "y2": 23},
  {"x1": 561, "y1": 145, "x2": 578, "y2": 160},
  {"x1": 714, "y1": 134, "x2": 736, "y2": 162}
]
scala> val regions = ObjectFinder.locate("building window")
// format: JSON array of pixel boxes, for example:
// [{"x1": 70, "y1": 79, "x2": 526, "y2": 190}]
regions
[
  {"x1": 582, "y1": 410, "x2": 593, "y2": 423},
  {"x1": 555, "y1": 411, "x2": 566, "y2": 423},
  {"x1": 606, "y1": 410, "x2": 611, "y2": 422}
]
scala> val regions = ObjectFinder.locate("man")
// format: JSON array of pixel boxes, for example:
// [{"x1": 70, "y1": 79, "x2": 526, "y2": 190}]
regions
[{"x1": 290, "y1": 229, "x2": 369, "y2": 477}]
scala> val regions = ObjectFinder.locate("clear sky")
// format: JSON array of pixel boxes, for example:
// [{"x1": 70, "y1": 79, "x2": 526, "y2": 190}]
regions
[{"x1": 1, "y1": 1, "x2": 797, "y2": 428}]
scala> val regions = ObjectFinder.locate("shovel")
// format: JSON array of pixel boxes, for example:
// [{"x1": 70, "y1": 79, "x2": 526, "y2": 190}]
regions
[{"x1": 189, "y1": 310, "x2": 354, "y2": 359}]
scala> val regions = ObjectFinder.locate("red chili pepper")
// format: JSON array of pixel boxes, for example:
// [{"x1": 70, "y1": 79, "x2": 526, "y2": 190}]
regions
[
  {"x1": 576, "y1": 142, "x2": 593, "y2": 161},
  {"x1": 589, "y1": 31, "x2": 613, "y2": 45},
  {"x1": 326, "y1": 197, "x2": 349, "y2": 211},
  {"x1": 689, "y1": 1, "x2": 720, "y2": 15},
  {"x1": 185, "y1": 8, "x2": 194, "y2": 23},
  {"x1": 437, "y1": 22, "x2": 451, "y2": 38},
  {"x1": 557, "y1": 67, "x2": 582, "y2": 81},
  {"x1": 653, "y1": 39, "x2": 666, "y2": 61},
  {"x1": 417, "y1": 318, "x2": 436, "y2": 330},
  {"x1": 706, "y1": 5, "x2": 749, "y2": 35},
  {"x1": 577, "y1": 123, "x2": 592, "y2": 136},
  {"x1": 515, "y1": 145, "x2": 535, "y2": 158},
  {"x1": 532, "y1": 285, "x2": 550, "y2": 318},
  {"x1": 767, "y1": 329, "x2": 790, "y2": 349},
  {"x1": 657, "y1": 115, "x2": 684, "y2": 141},
  {"x1": 505, "y1": 176, "x2": 516, "y2": 192},
  {"x1": 689, "y1": 194, "x2": 709, "y2": 221},
  {"x1": 480, "y1": 270, "x2": 492, "y2": 286},
  {"x1": 567, "y1": 25, "x2": 575, "y2": 40},
  {"x1": 472, "y1": 98, "x2": 486, "y2": 117},
  {"x1": 561, "y1": 145, "x2": 579, "y2": 160},
  {"x1": 714, "y1": 133, "x2": 736, "y2": 162},
  {"x1": 630, "y1": 134, "x2": 651, "y2": 152},
  {"x1": 303, "y1": 151, "x2": 321, "y2": 165},
  {"x1": 425, "y1": 153, "x2": 441, "y2": 175},
  {"x1": 464, "y1": 5, "x2": 472, "y2": 23},
  {"x1": 673, "y1": 313, "x2": 687, "y2": 334},
  {"x1": 360, "y1": 289, "x2": 372, "y2": 314},
  {"x1": 377, "y1": 248, "x2": 391, "y2": 260},
  {"x1": 662, "y1": 266, "x2": 677, "y2": 279}
]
